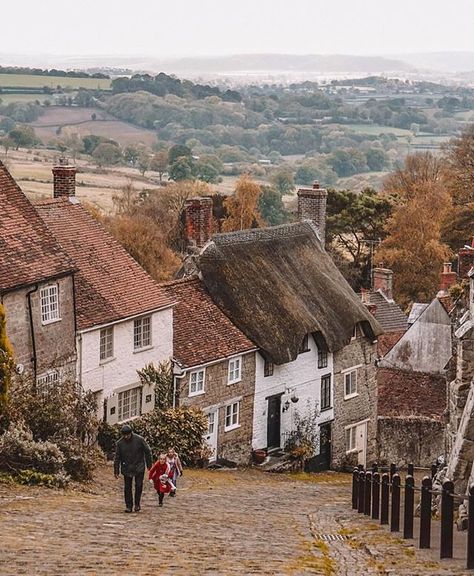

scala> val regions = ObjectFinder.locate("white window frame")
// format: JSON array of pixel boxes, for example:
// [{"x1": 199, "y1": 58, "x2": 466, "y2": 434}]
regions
[
  {"x1": 118, "y1": 386, "x2": 141, "y2": 422},
  {"x1": 133, "y1": 316, "x2": 152, "y2": 351},
  {"x1": 189, "y1": 368, "x2": 205, "y2": 397},
  {"x1": 342, "y1": 364, "x2": 361, "y2": 399},
  {"x1": 351, "y1": 324, "x2": 358, "y2": 340},
  {"x1": 99, "y1": 326, "x2": 114, "y2": 362},
  {"x1": 36, "y1": 370, "x2": 60, "y2": 393},
  {"x1": 40, "y1": 284, "x2": 60, "y2": 325},
  {"x1": 224, "y1": 401, "x2": 240, "y2": 431},
  {"x1": 345, "y1": 424, "x2": 358, "y2": 453},
  {"x1": 227, "y1": 356, "x2": 242, "y2": 385}
]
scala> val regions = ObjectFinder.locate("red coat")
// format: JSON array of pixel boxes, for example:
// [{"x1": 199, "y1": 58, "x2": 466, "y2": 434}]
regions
[{"x1": 149, "y1": 460, "x2": 172, "y2": 493}]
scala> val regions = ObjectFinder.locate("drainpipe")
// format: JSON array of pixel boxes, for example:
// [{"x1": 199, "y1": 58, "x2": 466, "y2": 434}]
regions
[
  {"x1": 26, "y1": 285, "x2": 38, "y2": 380},
  {"x1": 77, "y1": 333, "x2": 83, "y2": 389}
]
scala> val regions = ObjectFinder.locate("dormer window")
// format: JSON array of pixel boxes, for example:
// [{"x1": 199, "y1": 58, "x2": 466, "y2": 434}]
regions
[
  {"x1": 317, "y1": 345, "x2": 328, "y2": 369},
  {"x1": 298, "y1": 334, "x2": 310, "y2": 354},
  {"x1": 228, "y1": 356, "x2": 242, "y2": 384}
]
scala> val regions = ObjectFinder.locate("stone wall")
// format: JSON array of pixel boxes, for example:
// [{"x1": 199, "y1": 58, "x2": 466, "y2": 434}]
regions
[
  {"x1": 332, "y1": 332, "x2": 377, "y2": 470},
  {"x1": 377, "y1": 416, "x2": 444, "y2": 468},
  {"x1": 180, "y1": 352, "x2": 256, "y2": 464},
  {"x1": 378, "y1": 368, "x2": 447, "y2": 420},
  {"x1": 2, "y1": 275, "x2": 76, "y2": 381}
]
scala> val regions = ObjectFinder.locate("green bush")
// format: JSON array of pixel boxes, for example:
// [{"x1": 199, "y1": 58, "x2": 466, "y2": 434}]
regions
[{"x1": 102, "y1": 406, "x2": 207, "y2": 465}]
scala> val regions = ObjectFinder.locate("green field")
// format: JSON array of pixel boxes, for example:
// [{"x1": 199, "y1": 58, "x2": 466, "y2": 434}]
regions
[
  {"x1": 0, "y1": 93, "x2": 52, "y2": 104},
  {"x1": 0, "y1": 73, "x2": 111, "y2": 90},
  {"x1": 345, "y1": 124, "x2": 412, "y2": 136}
]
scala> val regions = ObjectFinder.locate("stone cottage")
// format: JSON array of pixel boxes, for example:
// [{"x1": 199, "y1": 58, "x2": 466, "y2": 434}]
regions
[
  {"x1": 0, "y1": 161, "x2": 77, "y2": 386},
  {"x1": 35, "y1": 161, "x2": 174, "y2": 423},
  {"x1": 162, "y1": 278, "x2": 257, "y2": 464}
]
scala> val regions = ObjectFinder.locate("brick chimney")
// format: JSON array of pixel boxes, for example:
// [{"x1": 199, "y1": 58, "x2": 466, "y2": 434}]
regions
[
  {"x1": 184, "y1": 196, "x2": 213, "y2": 248},
  {"x1": 52, "y1": 157, "x2": 76, "y2": 198},
  {"x1": 372, "y1": 267, "x2": 393, "y2": 301},
  {"x1": 458, "y1": 239, "x2": 474, "y2": 279},
  {"x1": 440, "y1": 262, "x2": 457, "y2": 292},
  {"x1": 297, "y1": 181, "x2": 328, "y2": 244}
]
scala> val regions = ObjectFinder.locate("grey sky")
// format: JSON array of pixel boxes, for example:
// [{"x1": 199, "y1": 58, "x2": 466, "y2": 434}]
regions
[{"x1": 1, "y1": 0, "x2": 473, "y2": 58}]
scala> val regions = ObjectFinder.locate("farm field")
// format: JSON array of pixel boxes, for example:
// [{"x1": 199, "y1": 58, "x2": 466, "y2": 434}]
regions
[
  {"x1": 344, "y1": 123, "x2": 413, "y2": 136},
  {"x1": 0, "y1": 73, "x2": 111, "y2": 90},
  {"x1": 0, "y1": 149, "x2": 241, "y2": 212},
  {"x1": 0, "y1": 93, "x2": 52, "y2": 104},
  {"x1": 29, "y1": 106, "x2": 157, "y2": 147}
]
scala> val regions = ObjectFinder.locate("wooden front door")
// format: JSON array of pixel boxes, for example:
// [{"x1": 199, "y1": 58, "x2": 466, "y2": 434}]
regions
[{"x1": 267, "y1": 395, "x2": 281, "y2": 449}]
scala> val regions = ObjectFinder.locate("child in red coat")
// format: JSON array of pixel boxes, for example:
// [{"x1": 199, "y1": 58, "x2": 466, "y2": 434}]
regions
[{"x1": 149, "y1": 453, "x2": 176, "y2": 506}]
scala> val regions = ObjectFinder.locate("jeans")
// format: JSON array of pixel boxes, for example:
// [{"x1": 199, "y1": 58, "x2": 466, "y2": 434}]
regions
[{"x1": 123, "y1": 471, "x2": 144, "y2": 510}]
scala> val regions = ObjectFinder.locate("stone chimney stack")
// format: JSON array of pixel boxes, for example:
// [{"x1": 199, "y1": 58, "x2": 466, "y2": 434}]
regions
[
  {"x1": 52, "y1": 157, "x2": 76, "y2": 198},
  {"x1": 372, "y1": 267, "x2": 393, "y2": 301},
  {"x1": 297, "y1": 181, "x2": 328, "y2": 244},
  {"x1": 184, "y1": 196, "x2": 213, "y2": 248},
  {"x1": 440, "y1": 262, "x2": 457, "y2": 292}
]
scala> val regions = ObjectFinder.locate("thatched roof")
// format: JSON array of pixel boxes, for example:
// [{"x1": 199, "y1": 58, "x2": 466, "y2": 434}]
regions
[{"x1": 198, "y1": 221, "x2": 382, "y2": 365}]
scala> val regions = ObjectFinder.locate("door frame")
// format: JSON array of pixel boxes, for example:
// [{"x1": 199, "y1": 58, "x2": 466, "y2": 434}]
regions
[
  {"x1": 266, "y1": 393, "x2": 282, "y2": 450},
  {"x1": 204, "y1": 408, "x2": 218, "y2": 462}
]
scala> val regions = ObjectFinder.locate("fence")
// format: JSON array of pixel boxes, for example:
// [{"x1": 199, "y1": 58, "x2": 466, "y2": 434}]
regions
[{"x1": 351, "y1": 463, "x2": 474, "y2": 570}]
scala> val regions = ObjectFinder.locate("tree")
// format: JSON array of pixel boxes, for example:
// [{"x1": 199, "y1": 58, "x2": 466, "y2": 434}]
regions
[
  {"x1": 270, "y1": 169, "x2": 295, "y2": 195},
  {"x1": 326, "y1": 188, "x2": 393, "y2": 288},
  {"x1": 168, "y1": 144, "x2": 192, "y2": 165},
  {"x1": 444, "y1": 125, "x2": 474, "y2": 206},
  {"x1": 365, "y1": 148, "x2": 388, "y2": 172},
  {"x1": 222, "y1": 175, "x2": 263, "y2": 231},
  {"x1": 137, "y1": 150, "x2": 150, "y2": 176},
  {"x1": 0, "y1": 304, "x2": 14, "y2": 428},
  {"x1": 150, "y1": 150, "x2": 169, "y2": 181},
  {"x1": 8, "y1": 126, "x2": 38, "y2": 150},
  {"x1": 168, "y1": 156, "x2": 195, "y2": 181},
  {"x1": 258, "y1": 185, "x2": 290, "y2": 226},
  {"x1": 92, "y1": 142, "x2": 122, "y2": 166},
  {"x1": 375, "y1": 181, "x2": 452, "y2": 307},
  {"x1": 383, "y1": 151, "x2": 443, "y2": 198},
  {"x1": 124, "y1": 145, "x2": 140, "y2": 166},
  {"x1": 0, "y1": 137, "x2": 14, "y2": 155}
]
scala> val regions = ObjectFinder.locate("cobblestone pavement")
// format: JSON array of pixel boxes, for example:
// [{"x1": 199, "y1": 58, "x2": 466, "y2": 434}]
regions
[{"x1": 0, "y1": 466, "x2": 471, "y2": 575}]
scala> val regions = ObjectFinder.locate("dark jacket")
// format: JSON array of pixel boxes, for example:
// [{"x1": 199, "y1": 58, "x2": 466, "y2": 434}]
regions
[{"x1": 114, "y1": 433, "x2": 152, "y2": 477}]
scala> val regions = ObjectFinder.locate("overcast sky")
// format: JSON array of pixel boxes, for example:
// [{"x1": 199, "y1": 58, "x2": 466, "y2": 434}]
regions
[{"x1": 1, "y1": 0, "x2": 473, "y2": 58}]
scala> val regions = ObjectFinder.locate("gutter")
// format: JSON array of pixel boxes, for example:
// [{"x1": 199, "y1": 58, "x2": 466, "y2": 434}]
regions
[{"x1": 26, "y1": 284, "x2": 38, "y2": 380}]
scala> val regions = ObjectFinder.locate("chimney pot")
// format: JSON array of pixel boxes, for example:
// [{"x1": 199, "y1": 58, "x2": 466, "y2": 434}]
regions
[
  {"x1": 440, "y1": 261, "x2": 457, "y2": 292},
  {"x1": 312, "y1": 180, "x2": 320, "y2": 189}
]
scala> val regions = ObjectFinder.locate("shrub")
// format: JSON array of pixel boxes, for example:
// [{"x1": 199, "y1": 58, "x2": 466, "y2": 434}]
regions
[
  {"x1": 284, "y1": 401, "x2": 320, "y2": 469},
  {"x1": 102, "y1": 406, "x2": 207, "y2": 465},
  {"x1": 0, "y1": 423, "x2": 65, "y2": 474}
]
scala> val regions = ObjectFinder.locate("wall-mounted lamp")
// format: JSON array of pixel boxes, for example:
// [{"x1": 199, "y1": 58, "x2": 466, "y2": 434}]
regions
[
  {"x1": 290, "y1": 394, "x2": 299, "y2": 403},
  {"x1": 282, "y1": 400, "x2": 290, "y2": 413}
]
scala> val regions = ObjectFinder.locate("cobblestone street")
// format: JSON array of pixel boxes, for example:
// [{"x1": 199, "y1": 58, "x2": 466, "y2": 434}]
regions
[{"x1": 0, "y1": 466, "x2": 472, "y2": 575}]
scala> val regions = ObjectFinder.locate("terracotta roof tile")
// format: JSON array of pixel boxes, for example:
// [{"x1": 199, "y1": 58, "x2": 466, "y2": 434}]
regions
[
  {"x1": 0, "y1": 161, "x2": 74, "y2": 293},
  {"x1": 161, "y1": 277, "x2": 256, "y2": 368},
  {"x1": 35, "y1": 197, "x2": 172, "y2": 330}
]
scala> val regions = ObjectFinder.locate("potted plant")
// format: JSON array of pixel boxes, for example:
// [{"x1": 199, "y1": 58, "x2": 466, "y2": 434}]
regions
[{"x1": 253, "y1": 449, "x2": 267, "y2": 464}]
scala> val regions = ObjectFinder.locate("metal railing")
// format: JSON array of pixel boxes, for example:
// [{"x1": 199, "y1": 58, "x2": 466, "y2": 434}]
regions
[{"x1": 351, "y1": 463, "x2": 474, "y2": 570}]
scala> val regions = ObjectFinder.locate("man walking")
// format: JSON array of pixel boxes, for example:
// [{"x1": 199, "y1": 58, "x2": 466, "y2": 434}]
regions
[{"x1": 114, "y1": 424, "x2": 152, "y2": 513}]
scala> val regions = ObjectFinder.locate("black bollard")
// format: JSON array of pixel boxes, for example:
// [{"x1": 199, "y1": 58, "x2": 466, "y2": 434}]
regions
[
  {"x1": 403, "y1": 475, "x2": 415, "y2": 539},
  {"x1": 372, "y1": 462, "x2": 378, "y2": 474},
  {"x1": 391, "y1": 473, "x2": 401, "y2": 532},
  {"x1": 407, "y1": 463, "x2": 414, "y2": 477},
  {"x1": 468, "y1": 484, "x2": 474, "y2": 569},
  {"x1": 358, "y1": 470, "x2": 365, "y2": 513},
  {"x1": 352, "y1": 469, "x2": 359, "y2": 510},
  {"x1": 381, "y1": 473, "x2": 389, "y2": 525},
  {"x1": 419, "y1": 476, "x2": 432, "y2": 549},
  {"x1": 365, "y1": 471, "x2": 372, "y2": 516},
  {"x1": 440, "y1": 479, "x2": 454, "y2": 559},
  {"x1": 390, "y1": 463, "x2": 397, "y2": 483},
  {"x1": 372, "y1": 472, "x2": 380, "y2": 520}
]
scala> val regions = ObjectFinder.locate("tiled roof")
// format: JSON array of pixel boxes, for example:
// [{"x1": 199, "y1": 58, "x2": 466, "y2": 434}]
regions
[
  {"x1": 35, "y1": 197, "x2": 172, "y2": 330},
  {"x1": 161, "y1": 277, "x2": 256, "y2": 368},
  {"x1": 0, "y1": 161, "x2": 74, "y2": 293},
  {"x1": 367, "y1": 290, "x2": 408, "y2": 332}
]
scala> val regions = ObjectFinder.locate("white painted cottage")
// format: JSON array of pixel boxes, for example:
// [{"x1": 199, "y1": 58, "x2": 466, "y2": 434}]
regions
[{"x1": 36, "y1": 163, "x2": 173, "y2": 424}]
